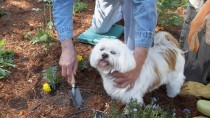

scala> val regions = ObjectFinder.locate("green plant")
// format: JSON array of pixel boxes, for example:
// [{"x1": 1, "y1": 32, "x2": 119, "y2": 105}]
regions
[
  {"x1": 157, "y1": 0, "x2": 188, "y2": 27},
  {"x1": 26, "y1": 29, "x2": 54, "y2": 51},
  {"x1": 108, "y1": 99, "x2": 174, "y2": 118},
  {"x1": 0, "y1": 8, "x2": 7, "y2": 17},
  {"x1": 28, "y1": 0, "x2": 54, "y2": 50},
  {"x1": 73, "y1": 1, "x2": 88, "y2": 15},
  {"x1": 42, "y1": 0, "x2": 53, "y2": 30},
  {"x1": 77, "y1": 55, "x2": 87, "y2": 71},
  {"x1": 0, "y1": 39, "x2": 15, "y2": 79},
  {"x1": 108, "y1": 102, "x2": 124, "y2": 118},
  {"x1": 37, "y1": 0, "x2": 53, "y2": 30},
  {"x1": 42, "y1": 66, "x2": 59, "y2": 90},
  {"x1": 23, "y1": 32, "x2": 32, "y2": 40},
  {"x1": 30, "y1": 29, "x2": 54, "y2": 51},
  {"x1": 30, "y1": 29, "x2": 54, "y2": 44}
]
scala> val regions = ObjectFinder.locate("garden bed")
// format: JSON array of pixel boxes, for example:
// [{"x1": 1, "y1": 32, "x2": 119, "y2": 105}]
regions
[{"x1": 0, "y1": 0, "x2": 205, "y2": 117}]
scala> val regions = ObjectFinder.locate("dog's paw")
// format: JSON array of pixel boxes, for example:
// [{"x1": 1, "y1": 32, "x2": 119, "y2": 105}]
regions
[
  {"x1": 167, "y1": 92, "x2": 178, "y2": 98},
  {"x1": 123, "y1": 105, "x2": 129, "y2": 115}
]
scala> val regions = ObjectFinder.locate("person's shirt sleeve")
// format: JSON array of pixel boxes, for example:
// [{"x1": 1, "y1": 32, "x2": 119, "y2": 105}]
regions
[
  {"x1": 52, "y1": 0, "x2": 73, "y2": 42},
  {"x1": 133, "y1": 0, "x2": 158, "y2": 48}
]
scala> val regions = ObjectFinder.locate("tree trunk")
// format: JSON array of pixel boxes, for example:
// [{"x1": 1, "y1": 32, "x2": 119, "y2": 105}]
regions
[{"x1": 179, "y1": 0, "x2": 210, "y2": 83}]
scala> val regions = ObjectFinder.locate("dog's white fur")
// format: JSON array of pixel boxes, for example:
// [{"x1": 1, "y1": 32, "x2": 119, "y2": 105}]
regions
[{"x1": 90, "y1": 31, "x2": 185, "y2": 104}]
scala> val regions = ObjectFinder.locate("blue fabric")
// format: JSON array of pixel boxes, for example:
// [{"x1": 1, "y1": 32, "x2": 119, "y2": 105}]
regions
[
  {"x1": 77, "y1": 24, "x2": 124, "y2": 45},
  {"x1": 52, "y1": 0, "x2": 157, "y2": 48},
  {"x1": 132, "y1": 0, "x2": 157, "y2": 48},
  {"x1": 52, "y1": 0, "x2": 73, "y2": 42},
  {"x1": 121, "y1": 0, "x2": 157, "y2": 49}
]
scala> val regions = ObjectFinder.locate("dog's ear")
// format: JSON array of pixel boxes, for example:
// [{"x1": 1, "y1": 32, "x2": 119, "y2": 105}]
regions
[
  {"x1": 117, "y1": 43, "x2": 136, "y2": 73},
  {"x1": 90, "y1": 50, "x2": 95, "y2": 68},
  {"x1": 89, "y1": 44, "x2": 99, "y2": 68}
]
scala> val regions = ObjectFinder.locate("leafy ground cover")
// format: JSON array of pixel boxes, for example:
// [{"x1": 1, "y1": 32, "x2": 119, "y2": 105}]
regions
[{"x1": 0, "y1": 0, "x2": 205, "y2": 117}]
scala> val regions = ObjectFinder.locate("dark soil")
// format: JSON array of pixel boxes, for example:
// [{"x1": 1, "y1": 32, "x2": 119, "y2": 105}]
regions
[{"x1": 0, "y1": 0, "x2": 205, "y2": 117}]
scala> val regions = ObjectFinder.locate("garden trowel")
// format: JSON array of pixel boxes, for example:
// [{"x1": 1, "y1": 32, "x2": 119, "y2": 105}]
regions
[{"x1": 69, "y1": 75, "x2": 83, "y2": 109}]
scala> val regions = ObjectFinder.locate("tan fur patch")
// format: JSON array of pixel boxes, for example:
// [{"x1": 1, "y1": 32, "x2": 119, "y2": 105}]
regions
[
  {"x1": 161, "y1": 32, "x2": 178, "y2": 70},
  {"x1": 147, "y1": 65, "x2": 161, "y2": 92},
  {"x1": 165, "y1": 50, "x2": 176, "y2": 70},
  {"x1": 154, "y1": 65, "x2": 161, "y2": 79},
  {"x1": 165, "y1": 32, "x2": 179, "y2": 48}
]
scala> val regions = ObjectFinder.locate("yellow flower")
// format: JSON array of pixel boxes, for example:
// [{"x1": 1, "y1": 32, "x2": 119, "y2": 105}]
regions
[
  {"x1": 43, "y1": 83, "x2": 51, "y2": 92},
  {"x1": 77, "y1": 55, "x2": 83, "y2": 61}
]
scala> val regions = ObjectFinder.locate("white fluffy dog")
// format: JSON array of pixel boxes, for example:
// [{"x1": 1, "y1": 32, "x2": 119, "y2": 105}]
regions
[{"x1": 90, "y1": 31, "x2": 185, "y2": 104}]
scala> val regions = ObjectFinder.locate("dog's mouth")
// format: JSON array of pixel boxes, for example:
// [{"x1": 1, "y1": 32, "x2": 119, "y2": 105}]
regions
[{"x1": 98, "y1": 59, "x2": 109, "y2": 67}]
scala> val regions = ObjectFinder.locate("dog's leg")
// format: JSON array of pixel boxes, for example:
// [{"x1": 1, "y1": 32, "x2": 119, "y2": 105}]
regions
[
  {"x1": 136, "y1": 97, "x2": 144, "y2": 104},
  {"x1": 166, "y1": 73, "x2": 185, "y2": 98},
  {"x1": 128, "y1": 95, "x2": 144, "y2": 104}
]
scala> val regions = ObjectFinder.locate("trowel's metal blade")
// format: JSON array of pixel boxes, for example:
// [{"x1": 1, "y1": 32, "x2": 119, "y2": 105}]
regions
[{"x1": 70, "y1": 87, "x2": 83, "y2": 109}]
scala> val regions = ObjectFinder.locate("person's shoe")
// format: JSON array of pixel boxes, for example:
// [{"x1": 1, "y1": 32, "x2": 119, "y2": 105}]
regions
[{"x1": 197, "y1": 100, "x2": 210, "y2": 116}]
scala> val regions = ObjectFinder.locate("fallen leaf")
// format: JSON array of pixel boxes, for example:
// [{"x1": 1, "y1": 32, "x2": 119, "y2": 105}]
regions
[{"x1": 19, "y1": 111, "x2": 24, "y2": 116}]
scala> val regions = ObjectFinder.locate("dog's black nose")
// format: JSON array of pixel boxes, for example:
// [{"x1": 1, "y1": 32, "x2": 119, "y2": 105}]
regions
[{"x1": 102, "y1": 53, "x2": 108, "y2": 59}]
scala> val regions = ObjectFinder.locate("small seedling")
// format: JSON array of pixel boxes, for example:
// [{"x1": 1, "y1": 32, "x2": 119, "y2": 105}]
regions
[
  {"x1": 24, "y1": 29, "x2": 54, "y2": 51},
  {"x1": 30, "y1": 29, "x2": 54, "y2": 44},
  {"x1": 42, "y1": 66, "x2": 59, "y2": 90},
  {"x1": 0, "y1": 39, "x2": 15, "y2": 79},
  {"x1": 77, "y1": 55, "x2": 87, "y2": 71},
  {"x1": 0, "y1": 8, "x2": 8, "y2": 17},
  {"x1": 30, "y1": 0, "x2": 54, "y2": 51}
]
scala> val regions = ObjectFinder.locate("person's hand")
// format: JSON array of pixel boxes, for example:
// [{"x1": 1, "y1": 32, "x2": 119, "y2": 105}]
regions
[
  {"x1": 112, "y1": 66, "x2": 141, "y2": 89},
  {"x1": 59, "y1": 38, "x2": 78, "y2": 83},
  {"x1": 112, "y1": 47, "x2": 148, "y2": 89}
]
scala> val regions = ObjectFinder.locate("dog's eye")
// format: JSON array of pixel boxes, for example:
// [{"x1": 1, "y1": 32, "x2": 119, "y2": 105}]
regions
[
  {"x1": 110, "y1": 51, "x2": 116, "y2": 54},
  {"x1": 100, "y1": 48, "x2": 104, "y2": 51}
]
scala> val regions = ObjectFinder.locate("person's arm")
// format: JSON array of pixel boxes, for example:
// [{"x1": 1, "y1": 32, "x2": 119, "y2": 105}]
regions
[
  {"x1": 133, "y1": 0, "x2": 157, "y2": 48},
  {"x1": 53, "y1": 0, "x2": 73, "y2": 41},
  {"x1": 113, "y1": 0, "x2": 157, "y2": 88},
  {"x1": 53, "y1": 0, "x2": 78, "y2": 83}
]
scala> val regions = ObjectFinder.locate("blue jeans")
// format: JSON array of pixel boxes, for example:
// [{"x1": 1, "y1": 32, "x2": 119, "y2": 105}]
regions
[
  {"x1": 92, "y1": 0, "x2": 157, "y2": 50},
  {"x1": 53, "y1": 0, "x2": 157, "y2": 49}
]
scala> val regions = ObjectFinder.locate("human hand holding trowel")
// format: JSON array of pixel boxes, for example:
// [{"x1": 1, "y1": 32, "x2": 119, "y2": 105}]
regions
[{"x1": 59, "y1": 41, "x2": 83, "y2": 109}]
